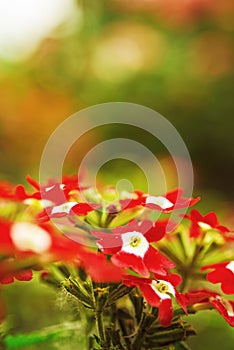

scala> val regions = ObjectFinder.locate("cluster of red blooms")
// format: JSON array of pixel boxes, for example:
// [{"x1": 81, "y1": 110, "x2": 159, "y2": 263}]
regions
[{"x1": 0, "y1": 175, "x2": 233, "y2": 328}]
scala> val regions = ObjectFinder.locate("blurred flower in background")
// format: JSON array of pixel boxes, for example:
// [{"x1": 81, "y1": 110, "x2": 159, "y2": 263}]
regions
[
  {"x1": 0, "y1": 0, "x2": 233, "y2": 204},
  {"x1": 0, "y1": 0, "x2": 80, "y2": 61},
  {"x1": 90, "y1": 22, "x2": 166, "y2": 82}
]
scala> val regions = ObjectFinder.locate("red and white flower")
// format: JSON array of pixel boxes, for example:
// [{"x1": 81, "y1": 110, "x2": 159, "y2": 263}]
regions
[
  {"x1": 202, "y1": 261, "x2": 234, "y2": 294},
  {"x1": 0, "y1": 218, "x2": 124, "y2": 284},
  {"x1": 142, "y1": 189, "x2": 200, "y2": 213},
  {"x1": 92, "y1": 219, "x2": 174, "y2": 277},
  {"x1": 124, "y1": 274, "x2": 187, "y2": 327},
  {"x1": 184, "y1": 209, "x2": 230, "y2": 238},
  {"x1": 185, "y1": 290, "x2": 234, "y2": 327},
  {"x1": 120, "y1": 189, "x2": 200, "y2": 213},
  {"x1": 11, "y1": 174, "x2": 89, "y2": 206},
  {"x1": 36, "y1": 201, "x2": 99, "y2": 223}
]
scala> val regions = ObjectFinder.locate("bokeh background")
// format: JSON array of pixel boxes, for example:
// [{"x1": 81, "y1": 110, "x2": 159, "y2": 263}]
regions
[{"x1": 0, "y1": 0, "x2": 234, "y2": 349}]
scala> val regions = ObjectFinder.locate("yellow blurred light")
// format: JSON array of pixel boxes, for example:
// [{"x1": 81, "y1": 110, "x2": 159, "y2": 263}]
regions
[
  {"x1": 0, "y1": 0, "x2": 80, "y2": 61},
  {"x1": 91, "y1": 22, "x2": 166, "y2": 82}
]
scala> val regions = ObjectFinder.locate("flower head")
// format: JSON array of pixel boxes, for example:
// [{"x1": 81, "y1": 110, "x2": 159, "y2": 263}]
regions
[
  {"x1": 120, "y1": 189, "x2": 200, "y2": 213},
  {"x1": 184, "y1": 289, "x2": 234, "y2": 327},
  {"x1": 124, "y1": 274, "x2": 187, "y2": 327},
  {"x1": 184, "y1": 209, "x2": 230, "y2": 238},
  {"x1": 92, "y1": 219, "x2": 174, "y2": 277}
]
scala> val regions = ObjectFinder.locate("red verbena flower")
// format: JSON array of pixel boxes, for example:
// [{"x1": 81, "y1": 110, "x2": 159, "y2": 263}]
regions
[
  {"x1": 184, "y1": 290, "x2": 234, "y2": 327},
  {"x1": 124, "y1": 274, "x2": 187, "y2": 327},
  {"x1": 36, "y1": 201, "x2": 99, "y2": 223},
  {"x1": 184, "y1": 209, "x2": 230, "y2": 238},
  {"x1": 0, "y1": 218, "x2": 84, "y2": 259},
  {"x1": 141, "y1": 189, "x2": 200, "y2": 213},
  {"x1": 120, "y1": 189, "x2": 200, "y2": 213},
  {"x1": 92, "y1": 219, "x2": 174, "y2": 277},
  {"x1": 0, "y1": 218, "x2": 124, "y2": 284},
  {"x1": 14, "y1": 174, "x2": 88, "y2": 205},
  {"x1": 202, "y1": 261, "x2": 234, "y2": 294}
]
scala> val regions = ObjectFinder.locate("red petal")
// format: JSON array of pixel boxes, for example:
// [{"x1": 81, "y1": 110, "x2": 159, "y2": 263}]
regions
[
  {"x1": 159, "y1": 298, "x2": 173, "y2": 327},
  {"x1": 71, "y1": 203, "x2": 97, "y2": 216},
  {"x1": 0, "y1": 276, "x2": 14, "y2": 284},
  {"x1": 144, "y1": 220, "x2": 168, "y2": 242},
  {"x1": 91, "y1": 230, "x2": 122, "y2": 253},
  {"x1": 184, "y1": 290, "x2": 218, "y2": 305},
  {"x1": 112, "y1": 251, "x2": 149, "y2": 277},
  {"x1": 144, "y1": 247, "x2": 175, "y2": 275},
  {"x1": 26, "y1": 175, "x2": 40, "y2": 190},
  {"x1": 15, "y1": 270, "x2": 33, "y2": 281},
  {"x1": 0, "y1": 219, "x2": 15, "y2": 254},
  {"x1": 167, "y1": 273, "x2": 182, "y2": 287},
  {"x1": 175, "y1": 291, "x2": 187, "y2": 314},
  {"x1": 78, "y1": 250, "x2": 124, "y2": 282},
  {"x1": 211, "y1": 298, "x2": 234, "y2": 327},
  {"x1": 204, "y1": 212, "x2": 218, "y2": 227},
  {"x1": 139, "y1": 283, "x2": 161, "y2": 307}
]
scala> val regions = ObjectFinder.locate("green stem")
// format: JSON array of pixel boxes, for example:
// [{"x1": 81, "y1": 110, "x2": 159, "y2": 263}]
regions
[
  {"x1": 95, "y1": 311, "x2": 106, "y2": 346},
  {"x1": 180, "y1": 235, "x2": 206, "y2": 292},
  {"x1": 132, "y1": 308, "x2": 155, "y2": 350},
  {"x1": 132, "y1": 313, "x2": 146, "y2": 350},
  {"x1": 118, "y1": 316, "x2": 132, "y2": 350}
]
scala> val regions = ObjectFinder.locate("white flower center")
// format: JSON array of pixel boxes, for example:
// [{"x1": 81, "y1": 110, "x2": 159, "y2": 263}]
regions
[
  {"x1": 145, "y1": 196, "x2": 173, "y2": 209},
  {"x1": 151, "y1": 279, "x2": 175, "y2": 300},
  {"x1": 51, "y1": 201, "x2": 78, "y2": 215},
  {"x1": 226, "y1": 261, "x2": 234, "y2": 274},
  {"x1": 198, "y1": 221, "x2": 212, "y2": 230},
  {"x1": 121, "y1": 231, "x2": 149, "y2": 257},
  {"x1": 11, "y1": 222, "x2": 52, "y2": 253}
]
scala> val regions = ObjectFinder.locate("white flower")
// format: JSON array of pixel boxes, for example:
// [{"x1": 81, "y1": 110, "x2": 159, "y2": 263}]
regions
[{"x1": 11, "y1": 222, "x2": 52, "y2": 254}]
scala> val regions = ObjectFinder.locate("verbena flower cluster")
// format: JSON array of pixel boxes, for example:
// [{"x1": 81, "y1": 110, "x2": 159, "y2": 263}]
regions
[{"x1": 0, "y1": 175, "x2": 233, "y2": 349}]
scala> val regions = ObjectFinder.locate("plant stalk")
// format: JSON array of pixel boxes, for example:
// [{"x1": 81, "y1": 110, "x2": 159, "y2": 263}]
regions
[{"x1": 95, "y1": 310, "x2": 106, "y2": 347}]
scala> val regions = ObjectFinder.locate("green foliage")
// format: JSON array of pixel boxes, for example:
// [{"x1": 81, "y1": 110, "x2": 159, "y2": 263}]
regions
[{"x1": 4, "y1": 322, "x2": 86, "y2": 349}]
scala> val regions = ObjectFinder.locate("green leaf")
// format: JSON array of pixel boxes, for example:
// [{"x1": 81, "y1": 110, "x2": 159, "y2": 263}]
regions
[{"x1": 62, "y1": 277, "x2": 94, "y2": 309}]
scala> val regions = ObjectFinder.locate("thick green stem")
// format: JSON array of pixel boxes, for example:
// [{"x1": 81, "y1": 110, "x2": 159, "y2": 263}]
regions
[{"x1": 180, "y1": 242, "x2": 205, "y2": 292}]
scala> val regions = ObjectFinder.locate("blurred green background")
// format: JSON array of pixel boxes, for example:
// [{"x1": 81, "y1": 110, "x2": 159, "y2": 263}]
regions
[{"x1": 0, "y1": 0, "x2": 234, "y2": 348}]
